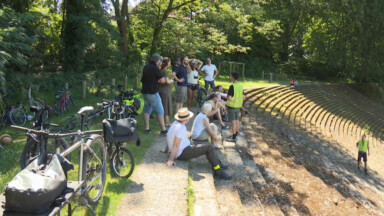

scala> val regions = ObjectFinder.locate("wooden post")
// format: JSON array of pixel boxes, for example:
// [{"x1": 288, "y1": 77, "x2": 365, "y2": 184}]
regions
[
  {"x1": 242, "y1": 63, "x2": 245, "y2": 81},
  {"x1": 64, "y1": 83, "x2": 68, "y2": 89},
  {"x1": 229, "y1": 63, "x2": 233, "y2": 81},
  {"x1": 269, "y1": 73, "x2": 273, "y2": 83},
  {"x1": 124, "y1": 76, "x2": 128, "y2": 90},
  {"x1": 262, "y1": 71, "x2": 264, "y2": 80},
  {"x1": 82, "y1": 81, "x2": 86, "y2": 99}
]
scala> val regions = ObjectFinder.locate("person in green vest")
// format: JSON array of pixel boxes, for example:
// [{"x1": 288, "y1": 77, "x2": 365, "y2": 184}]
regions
[
  {"x1": 225, "y1": 71, "x2": 244, "y2": 142},
  {"x1": 356, "y1": 134, "x2": 369, "y2": 174}
]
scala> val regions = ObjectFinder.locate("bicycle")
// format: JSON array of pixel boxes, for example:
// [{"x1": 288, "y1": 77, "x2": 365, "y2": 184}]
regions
[
  {"x1": 101, "y1": 99, "x2": 139, "y2": 178},
  {"x1": 54, "y1": 88, "x2": 76, "y2": 115},
  {"x1": 19, "y1": 98, "x2": 71, "y2": 169},
  {"x1": 195, "y1": 81, "x2": 207, "y2": 107},
  {"x1": 0, "y1": 95, "x2": 27, "y2": 131},
  {"x1": 11, "y1": 106, "x2": 107, "y2": 208}
]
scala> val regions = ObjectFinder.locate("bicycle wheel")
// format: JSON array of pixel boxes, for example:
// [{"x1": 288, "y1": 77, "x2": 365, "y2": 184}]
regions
[
  {"x1": 9, "y1": 106, "x2": 26, "y2": 126},
  {"x1": 82, "y1": 135, "x2": 106, "y2": 204},
  {"x1": 110, "y1": 146, "x2": 134, "y2": 178},
  {"x1": 20, "y1": 137, "x2": 71, "y2": 169},
  {"x1": 197, "y1": 88, "x2": 207, "y2": 107}
]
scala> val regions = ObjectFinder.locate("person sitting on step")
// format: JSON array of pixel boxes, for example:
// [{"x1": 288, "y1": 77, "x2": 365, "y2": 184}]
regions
[
  {"x1": 203, "y1": 93, "x2": 229, "y2": 129},
  {"x1": 162, "y1": 107, "x2": 231, "y2": 180},
  {"x1": 191, "y1": 103, "x2": 220, "y2": 148}
]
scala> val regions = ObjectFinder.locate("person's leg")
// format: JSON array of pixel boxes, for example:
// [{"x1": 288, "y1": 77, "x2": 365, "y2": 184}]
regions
[
  {"x1": 209, "y1": 123, "x2": 218, "y2": 144},
  {"x1": 151, "y1": 93, "x2": 166, "y2": 131},
  {"x1": 175, "y1": 85, "x2": 183, "y2": 111},
  {"x1": 357, "y1": 152, "x2": 361, "y2": 169},
  {"x1": 187, "y1": 87, "x2": 193, "y2": 109},
  {"x1": 177, "y1": 144, "x2": 220, "y2": 168},
  {"x1": 204, "y1": 80, "x2": 209, "y2": 92},
  {"x1": 164, "y1": 115, "x2": 170, "y2": 126},
  {"x1": 364, "y1": 153, "x2": 367, "y2": 173},
  {"x1": 143, "y1": 94, "x2": 153, "y2": 130}
]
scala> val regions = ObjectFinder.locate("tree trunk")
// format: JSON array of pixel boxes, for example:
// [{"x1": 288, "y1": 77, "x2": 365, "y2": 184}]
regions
[{"x1": 112, "y1": 0, "x2": 129, "y2": 59}]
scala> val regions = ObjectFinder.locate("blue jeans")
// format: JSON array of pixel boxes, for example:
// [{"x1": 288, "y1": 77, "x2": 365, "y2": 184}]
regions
[
  {"x1": 143, "y1": 92, "x2": 164, "y2": 115},
  {"x1": 204, "y1": 80, "x2": 215, "y2": 91}
]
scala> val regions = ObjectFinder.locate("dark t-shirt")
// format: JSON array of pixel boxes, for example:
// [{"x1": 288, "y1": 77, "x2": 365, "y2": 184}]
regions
[
  {"x1": 141, "y1": 62, "x2": 163, "y2": 94},
  {"x1": 173, "y1": 64, "x2": 188, "y2": 86}
]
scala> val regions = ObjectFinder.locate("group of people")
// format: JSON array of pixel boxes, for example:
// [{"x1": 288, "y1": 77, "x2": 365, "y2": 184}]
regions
[
  {"x1": 141, "y1": 54, "x2": 220, "y2": 135},
  {"x1": 140, "y1": 54, "x2": 244, "y2": 180}
]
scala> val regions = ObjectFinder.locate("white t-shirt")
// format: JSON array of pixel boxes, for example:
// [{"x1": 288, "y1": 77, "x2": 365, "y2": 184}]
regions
[
  {"x1": 215, "y1": 91, "x2": 227, "y2": 102},
  {"x1": 191, "y1": 112, "x2": 207, "y2": 139},
  {"x1": 188, "y1": 70, "x2": 199, "y2": 85},
  {"x1": 201, "y1": 64, "x2": 217, "y2": 81},
  {"x1": 167, "y1": 121, "x2": 191, "y2": 158}
]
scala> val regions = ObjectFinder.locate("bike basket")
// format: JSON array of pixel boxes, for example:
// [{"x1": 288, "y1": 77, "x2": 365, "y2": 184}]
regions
[{"x1": 103, "y1": 117, "x2": 138, "y2": 143}]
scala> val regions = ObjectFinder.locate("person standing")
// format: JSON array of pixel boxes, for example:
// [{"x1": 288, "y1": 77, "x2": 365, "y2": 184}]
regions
[
  {"x1": 164, "y1": 107, "x2": 231, "y2": 180},
  {"x1": 172, "y1": 56, "x2": 189, "y2": 112},
  {"x1": 159, "y1": 57, "x2": 174, "y2": 127},
  {"x1": 200, "y1": 58, "x2": 219, "y2": 93},
  {"x1": 187, "y1": 59, "x2": 203, "y2": 110},
  {"x1": 225, "y1": 72, "x2": 244, "y2": 142},
  {"x1": 357, "y1": 134, "x2": 369, "y2": 174},
  {"x1": 141, "y1": 54, "x2": 168, "y2": 136}
]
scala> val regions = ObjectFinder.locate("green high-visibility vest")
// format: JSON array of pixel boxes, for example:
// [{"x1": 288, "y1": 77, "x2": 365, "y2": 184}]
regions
[
  {"x1": 227, "y1": 83, "x2": 243, "y2": 108},
  {"x1": 358, "y1": 140, "x2": 368, "y2": 152}
]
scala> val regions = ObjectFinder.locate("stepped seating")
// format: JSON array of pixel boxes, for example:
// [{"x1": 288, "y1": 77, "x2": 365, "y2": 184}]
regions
[{"x1": 242, "y1": 85, "x2": 384, "y2": 214}]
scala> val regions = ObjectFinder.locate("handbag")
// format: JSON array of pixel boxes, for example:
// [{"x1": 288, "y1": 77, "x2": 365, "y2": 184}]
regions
[
  {"x1": 103, "y1": 117, "x2": 138, "y2": 143},
  {"x1": 4, "y1": 154, "x2": 72, "y2": 214}
]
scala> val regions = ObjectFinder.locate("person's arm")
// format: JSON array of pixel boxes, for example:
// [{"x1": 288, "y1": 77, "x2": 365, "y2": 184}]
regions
[
  {"x1": 227, "y1": 85, "x2": 234, "y2": 101},
  {"x1": 172, "y1": 72, "x2": 185, "y2": 83},
  {"x1": 197, "y1": 60, "x2": 203, "y2": 70},
  {"x1": 166, "y1": 136, "x2": 181, "y2": 167},
  {"x1": 199, "y1": 66, "x2": 207, "y2": 76},
  {"x1": 202, "y1": 118, "x2": 217, "y2": 141},
  {"x1": 156, "y1": 68, "x2": 166, "y2": 84},
  {"x1": 213, "y1": 66, "x2": 219, "y2": 79}
]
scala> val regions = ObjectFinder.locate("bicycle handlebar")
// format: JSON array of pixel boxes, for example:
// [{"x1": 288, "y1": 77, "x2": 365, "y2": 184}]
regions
[{"x1": 11, "y1": 125, "x2": 103, "y2": 138}]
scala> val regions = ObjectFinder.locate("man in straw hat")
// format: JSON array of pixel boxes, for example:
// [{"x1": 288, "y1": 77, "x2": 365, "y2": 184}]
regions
[{"x1": 163, "y1": 107, "x2": 231, "y2": 180}]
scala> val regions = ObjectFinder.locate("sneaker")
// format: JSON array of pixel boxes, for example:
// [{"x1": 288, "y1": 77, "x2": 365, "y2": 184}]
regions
[
  {"x1": 160, "y1": 129, "x2": 168, "y2": 136},
  {"x1": 145, "y1": 129, "x2": 152, "y2": 134},
  {"x1": 225, "y1": 136, "x2": 237, "y2": 142},
  {"x1": 219, "y1": 163, "x2": 229, "y2": 170},
  {"x1": 214, "y1": 169, "x2": 232, "y2": 180}
]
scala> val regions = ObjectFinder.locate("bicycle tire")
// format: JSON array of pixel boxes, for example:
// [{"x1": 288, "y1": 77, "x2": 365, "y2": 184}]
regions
[
  {"x1": 82, "y1": 135, "x2": 106, "y2": 204},
  {"x1": 9, "y1": 106, "x2": 26, "y2": 126},
  {"x1": 197, "y1": 88, "x2": 207, "y2": 107},
  {"x1": 20, "y1": 137, "x2": 71, "y2": 169},
  {"x1": 110, "y1": 146, "x2": 135, "y2": 178}
]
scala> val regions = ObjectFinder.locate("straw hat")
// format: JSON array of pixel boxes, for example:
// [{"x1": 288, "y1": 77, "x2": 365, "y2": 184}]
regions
[
  {"x1": 0, "y1": 134, "x2": 12, "y2": 146},
  {"x1": 174, "y1": 108, "x2": 194, "y2": 121}
]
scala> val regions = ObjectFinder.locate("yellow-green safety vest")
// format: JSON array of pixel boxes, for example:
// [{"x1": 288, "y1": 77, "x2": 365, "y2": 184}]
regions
[
  {"x1": 358, "y1": 140, "x2": 369, "y2": 152},
  {"x1": 227, "y1": 83, "x2": 243, "y2": 108}
]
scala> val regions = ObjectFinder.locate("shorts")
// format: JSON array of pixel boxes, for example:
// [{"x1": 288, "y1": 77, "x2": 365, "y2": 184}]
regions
[
  {"x1": 188, "y1": 84, "x2": 199, "y2": 91},
  {"x1": 143, "y1": 92, "x2": 164, "y2": 115},
  {"x1": 227, "y1": 107, "x2": 240, "y2": 121},
  {"x1": 204, "y1": 80, "x2": 215, "y2": 90},
  {"x1": 357, "y1": 152, "x2": 367, "y2": 162},
  {"x1": 175, "y1": 86, "x2": 187, "y2": 103}
]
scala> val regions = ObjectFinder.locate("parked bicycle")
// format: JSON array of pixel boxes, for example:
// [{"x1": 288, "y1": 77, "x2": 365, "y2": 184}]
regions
[
  {"x1": 19, "y1": 98, "x2": 71, "y2": 169},
  {"x1": 195, "y1": 79, "x2": 207, "y2": 107},
  {"x1": 11, "y1": 106, "x2": 107, "y2": 207},
  {"x1": 102, "y1": 99, "x2": 139, "y2": 178},
  {"x1": 54, "y1": 88, "x2": 76, "y2": 115},
  {"x1": 0, "y1": 95, "x2": 27, "y2": 131}
]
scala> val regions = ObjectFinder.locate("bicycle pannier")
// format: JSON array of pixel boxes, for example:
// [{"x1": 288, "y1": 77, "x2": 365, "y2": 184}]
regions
[
  {"x1": 4, "y1": 154, "x2": 72, "y2": 214},
  {"x1": 103, "y1": 117, "x2": 138, "y2": 143}
]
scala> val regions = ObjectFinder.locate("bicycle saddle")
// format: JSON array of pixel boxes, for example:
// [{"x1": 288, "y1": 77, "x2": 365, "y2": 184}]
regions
[
  {"x1": 77, "y1": 106, "x2": 94, "y2": 115},
  {"x1": 30, "y1": 105, "x2": 43, "y2": 113}
]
